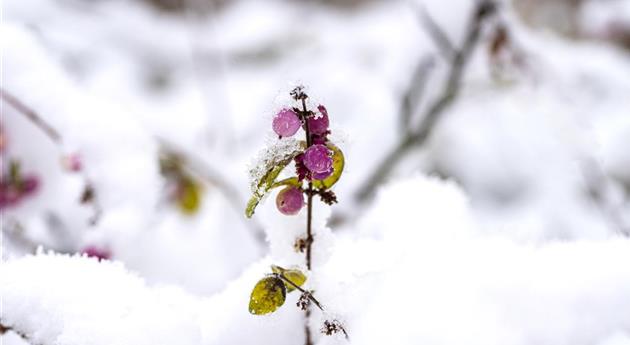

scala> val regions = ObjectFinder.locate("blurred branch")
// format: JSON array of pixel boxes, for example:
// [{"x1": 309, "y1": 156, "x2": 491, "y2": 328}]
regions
[
  {"x1": 0, "y1": 322, "x2": 36, "y2": 345},
  {"x1": 157, "y1": 138, "x2": 266, "y2": 245},
  {"x1": 416, "y1": 5, "x2": 456, "y2": 60},
  {"x1": 582, "y1": 159, "x2": 630, "y2": 237},
  {"x1": 356, "y1": 0, "x2": 497, "y2": 203},
  {"x1": 399, "y1": 55, "x2": 435, "y2": 133},
  {"x1": 0, "y1": 88, "x2": 102, "y2": 225},
  {"x1": 1, "y1": 218, "x2": 39, "y2": 254},
  {"x1": 0, "y1": 88, "x2": 62, "y2": 144}
]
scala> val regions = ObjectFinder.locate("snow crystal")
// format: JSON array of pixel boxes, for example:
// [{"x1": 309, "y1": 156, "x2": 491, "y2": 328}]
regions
[{"x1": 248, "y1": 137, "x2": 303, "y2": 194}]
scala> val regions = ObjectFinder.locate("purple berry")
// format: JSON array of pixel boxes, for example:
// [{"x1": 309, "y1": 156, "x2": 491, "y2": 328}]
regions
[
  {"x1": 276, "y1": 186, "x2": 304, "y2": 215},
  {"x1": 308, "y1": 105, "x2": 329, "y2": 135},
  {"x1": 21, "y1": 175, "x2": 39, "y2": 195},
  {"x1": 272, "y1": 109, "x2": 301, "y2": 138},
  {"x1": 303, "y1": 144, "x2": 332, "y2": 174},
  {"x1": 82, "y1": 246, "x2": 111, "y2": 261},
  {"x1": 312, "y1": 167, "x2": 333, "y2": 180}
]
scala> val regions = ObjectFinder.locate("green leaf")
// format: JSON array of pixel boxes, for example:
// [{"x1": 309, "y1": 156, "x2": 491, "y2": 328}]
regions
[
  {"x1": 312, "y1": 144, "x2": 344, "y2": 190},
  {"x1": 248, "y1": 276, "x2": 287, "y2": 315},
  {"x1": 271, "y1": 177, "x2": 301, "y2": 189},
  {"x1": 271, "y1": 265, "x2": 307, "y2": 293}
]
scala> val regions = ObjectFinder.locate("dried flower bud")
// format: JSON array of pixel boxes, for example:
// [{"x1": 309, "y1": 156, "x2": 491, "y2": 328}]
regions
[{"x1": 308, "y1": 105, "x2": 330, "y2": 135}]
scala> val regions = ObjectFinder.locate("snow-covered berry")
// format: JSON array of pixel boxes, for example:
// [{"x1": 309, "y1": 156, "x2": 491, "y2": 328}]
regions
[
  {"x1": 303, "y1": 144, "x2": 332, "y2": 174},
  {"x1": 308, "y1": 105, "x2": 329, "y2": 135},
  {"x1": 82, "y1": 246, "x2": 111, "y2": 261},
  {"x1": 272, "y1": 109, "x2": 301, "y2": 138},
  {"x1": 276, "y1": 186, "x2": 304, "y2": 215}
]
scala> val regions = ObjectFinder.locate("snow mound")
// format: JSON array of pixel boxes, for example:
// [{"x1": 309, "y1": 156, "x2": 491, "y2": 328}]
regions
[{"x1": 0, "y1": 253, "x2": 203, "y2": 345}]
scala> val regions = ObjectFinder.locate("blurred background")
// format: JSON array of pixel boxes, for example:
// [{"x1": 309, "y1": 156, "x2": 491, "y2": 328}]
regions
[{"x1": 2, "y1": 0, "x2": 630, "y2": 298}]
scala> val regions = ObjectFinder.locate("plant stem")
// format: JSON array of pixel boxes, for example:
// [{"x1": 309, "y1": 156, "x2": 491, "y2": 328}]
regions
[
  {"x1": 300, "y1": 96, "x2": 314, "y2": 345},
  {"x1": 275, "y1": 273, "x2": 324, "y2": 311}
]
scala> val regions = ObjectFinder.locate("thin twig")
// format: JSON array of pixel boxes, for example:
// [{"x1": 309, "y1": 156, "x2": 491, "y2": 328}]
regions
[
  {"x1": 416, "y1": 4, "x2": 456, "y2": 61},
  {"x1": 275, "y1": 273, "x2": 350, "y2": 340},
  {"x1": 355, "y1": 1, "x2": 496, "y2": 203},
  {"x1": 0, "y1": 322, "x2": 36, "y2": 344},
  {"x1": 275, "y1": 273, "x2": 324, "y2": 311},
  {"x1": 0, "y1": 88, "x2": 62, "y2": 144},
  {"x1": 157, "y1": 138, "x2": 266, "y2": 245}
]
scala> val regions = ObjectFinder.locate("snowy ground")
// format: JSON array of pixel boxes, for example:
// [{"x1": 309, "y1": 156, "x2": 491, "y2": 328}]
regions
[{"x1": 2, "y1": 0, "x2": 630, "y2": 344}]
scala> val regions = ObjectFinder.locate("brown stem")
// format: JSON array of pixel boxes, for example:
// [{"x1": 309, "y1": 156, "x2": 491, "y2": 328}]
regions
[
  {"x1": 275, "y1": 273, "x2": 350, "y2": 341},
  {"x1": 275, "y1": 273, "x2": 324, "y2": 311},
  {"x1": 300, "y1": 95, "x2": 314, "y2": 345},
  {"x1": 355, "y1": 1, "x2": 496, "y2": 203}
]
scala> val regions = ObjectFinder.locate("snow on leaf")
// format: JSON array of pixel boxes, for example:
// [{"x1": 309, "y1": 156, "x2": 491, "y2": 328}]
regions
[{"x1": 245, "y1": 139, "x2": 305, "y2": 218}]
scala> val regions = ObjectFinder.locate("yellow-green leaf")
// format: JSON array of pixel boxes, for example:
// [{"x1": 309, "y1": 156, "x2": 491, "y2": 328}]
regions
[
  {"x1": 271, "y1": 177, "x2": 301, "y2": 189},
  {"x1": 312, "y1": 144, "x2": 344, "y2": 190},
  {"x1": 271, "y1": 265, "x2": 307, "y2": 293},
  {"x1": 178, "y1": 177, "x2": 202, "y2": 215},
  {"x1": 248, "y1": 276, "x2": 286, "y2": 315}
]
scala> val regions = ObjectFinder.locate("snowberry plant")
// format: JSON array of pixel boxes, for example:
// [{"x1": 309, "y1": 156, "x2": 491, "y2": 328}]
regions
[{"x1": 245, "y1": 86, "x2": 347, "y2": 343}]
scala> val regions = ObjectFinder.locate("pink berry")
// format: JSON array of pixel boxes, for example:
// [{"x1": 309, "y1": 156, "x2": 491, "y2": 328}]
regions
[
  {"x1": 303, "y1": 144, "x2": 332, "y2": 174},
  {"x1": 276, "y1": 186, "x2": 304, "y2": 215},
  {"x1": 308, "y1": 105, "x2": 329, "y2": 135},
  {"x1": 62, "y1": 154, "x2": 82, "y2": 172},
  {"x1": 272, "y1": 109, "x2": 301, "y2": 138},
  {"x1": 82, "y1": 246, "x2": 111, "y2": 260}
]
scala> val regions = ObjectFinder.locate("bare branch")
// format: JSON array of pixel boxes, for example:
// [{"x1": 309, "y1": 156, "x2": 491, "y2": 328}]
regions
[
  {"x1": 400, "y1": 55, "x2": 435, "y2": 133},
  {"x1": 0, "y1": 88, "x2": 62, "y2": 144},
  {"x1": 356, "y1": 0, "x2": 496, "y2": 203}
]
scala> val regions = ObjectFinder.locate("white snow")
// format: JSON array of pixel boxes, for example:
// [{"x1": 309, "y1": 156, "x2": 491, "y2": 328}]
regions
[{"x1": 2, "y1": 0, "x2": 630, "y2": 344}]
